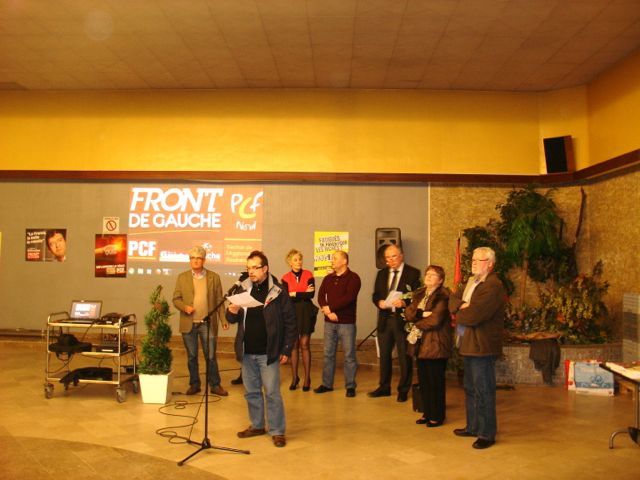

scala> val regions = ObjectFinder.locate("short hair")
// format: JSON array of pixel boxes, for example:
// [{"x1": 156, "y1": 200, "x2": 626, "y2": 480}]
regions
[
  {"x1": 188, "y1": 245, "x2": 206, "y2": 259},
  {"x1": 45, "y1": 230, "x2": 65, "y2": 250},
  {"x1": 286, "y1": 248, "x2": 302, "y2": 263},
  {"x1": 425, "y1": 264, "x2": 446, "y2": 283},
  {"x1": 385, "y1": 244, "x2": 403, "y2": 255},
  {"x1": 248, "y1": 250, "x2": 269, "y2": 267},
  {"x1": 474, "y1": 246, "x2": 496, "y2": 264},
  {"x1": 334, "y1": 250, "x2": 349, "y2": 263}
]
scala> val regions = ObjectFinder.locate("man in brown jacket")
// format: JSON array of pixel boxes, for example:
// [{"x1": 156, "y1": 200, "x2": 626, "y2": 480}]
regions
[
  {"x1": 173, "y1": 246, "x2": 229, "y2": 396},
  {"x1": 449, "y1": 247, "x2": 505, "y2": 449}
]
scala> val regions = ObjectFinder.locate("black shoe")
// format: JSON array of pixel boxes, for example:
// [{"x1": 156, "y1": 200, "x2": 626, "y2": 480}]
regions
[
  {"x1": 346, "y1": 388, "x2": 356, "y2": 397},
  {"x1": 186, "y1": 385, "x2": 201, "y2": 395},
  {"x1": 367, "y1": 388, "x2": 391, "y2": 398},
  {"x1": 289, "y1": 376, "x2": 300, "y2": 391},
  {"x1": 302, "y1": 380, "x2": 311, "y2": 392},
  {"x1": 453, "y1": 428, "x2": 476, "y2": 437},
  {"x1": 427, "y1": 420, "x2": 444, "y2": 428},
  {"x1": 472, "y1": 438, "x2": 495, "y2": 449},
  {"x1": 397, "y1": 392, "x2": 408, "y2": 402},
  {"x1": 231, "y1": 374, "x2": 243, "y2": 385},
  {"x1": 313, "y1": 385, "x2": 333, "y2": 394},
  {"x1": 415, "y1": 416, "x2": 428, "y2": 425}
]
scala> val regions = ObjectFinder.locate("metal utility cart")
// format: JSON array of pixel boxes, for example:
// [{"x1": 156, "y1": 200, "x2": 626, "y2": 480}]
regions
[{"x1": 44, "y1": 312, "x2": 138, "y2": 402}]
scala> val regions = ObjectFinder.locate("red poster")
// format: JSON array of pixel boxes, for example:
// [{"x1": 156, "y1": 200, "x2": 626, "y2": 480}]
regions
[{"x1": 95, "y1": 234, "x2": 127, "y2": 277}]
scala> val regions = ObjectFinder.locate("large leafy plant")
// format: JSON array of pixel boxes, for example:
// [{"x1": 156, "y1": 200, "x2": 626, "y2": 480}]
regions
[
  {"x1": 462, "y1": 186, "x2": 609, "y2": 344},
  {"x1": 139, "y1": 285, "x2": 173, "y2": 375},
  {"x1": 462, "y1": 185, "x2": 575, "y2": 303}
]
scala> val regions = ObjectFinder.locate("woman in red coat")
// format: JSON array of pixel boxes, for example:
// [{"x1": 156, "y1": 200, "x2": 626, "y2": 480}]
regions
[{"x1": 281, "y1": 249, "x2": 318, "y2": 391}]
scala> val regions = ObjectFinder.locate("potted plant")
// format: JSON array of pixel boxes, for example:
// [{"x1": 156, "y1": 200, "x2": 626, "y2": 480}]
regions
[{"x1": 138, "y1": 285, "x2": 173, "y2": 404}]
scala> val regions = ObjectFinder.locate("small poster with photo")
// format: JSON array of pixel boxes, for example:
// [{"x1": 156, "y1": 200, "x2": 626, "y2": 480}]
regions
[{"x1": 26, "y1": 229, "x2": 67, "y2": 262}]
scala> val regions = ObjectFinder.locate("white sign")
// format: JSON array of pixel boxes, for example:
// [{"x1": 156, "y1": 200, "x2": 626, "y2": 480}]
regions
[{"x1": 103, "y1": 217, "x2": 120, "y2": 234}]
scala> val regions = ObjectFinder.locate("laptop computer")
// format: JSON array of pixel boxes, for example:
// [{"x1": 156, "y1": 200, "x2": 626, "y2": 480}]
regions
[{"x1": 68, "y1": 300, "x2": 102, "y2": 323}]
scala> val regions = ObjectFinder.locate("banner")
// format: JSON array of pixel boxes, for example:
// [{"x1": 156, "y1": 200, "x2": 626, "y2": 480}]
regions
[
  {"x1": 25, "y1": 228, "x2": 67, "y2": 262},
  {"x1": 127, "y1": 186, "x2": 264, "y2": 265},
  {"x1": 313, "y1": 231, "x2": 349, "y2": 277},
  {"x1": 95, "y1": 234, "x2": 127, "y2": 277}
]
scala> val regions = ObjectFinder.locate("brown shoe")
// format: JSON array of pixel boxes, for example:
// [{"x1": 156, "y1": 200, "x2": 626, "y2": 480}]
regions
[
  {"x1": 186, "y1": 385, "x2": 201, "y2": 395},
  {"x1": 210, "y1": 385, "x2": 229, "y2": 396},
  {"x1": 272, "y1": 435, "x2": 286, "y2": 447},
  {"x1": 237, "y1": 426, "x2": 266, "y2": 438}
]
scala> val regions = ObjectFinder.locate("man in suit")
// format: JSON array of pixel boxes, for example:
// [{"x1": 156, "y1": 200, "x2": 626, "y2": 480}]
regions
[
  {"x1": 173, "y1": 245, "x2": 229, "y2": 396},
  {"x1": 449, "y1": 246, "x2": 505, "y2": 449},
  {"x1": 368, "y1": 244, "x2": 421, "y2": 402}
]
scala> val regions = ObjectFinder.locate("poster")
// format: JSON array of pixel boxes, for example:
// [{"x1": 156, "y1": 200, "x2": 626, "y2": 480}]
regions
[
  {"x1": 128, "y1": 186, "x2": 264, "y2": 265},
  {"x1": 25, "y1": 228, "x2": 67, "y2": 262},
  {"x1": 313, "y1": 231, "x2": 349, "y2": 277},
  {"x1": 95, "y1": 234, "x2": 127, "y2": 277}
]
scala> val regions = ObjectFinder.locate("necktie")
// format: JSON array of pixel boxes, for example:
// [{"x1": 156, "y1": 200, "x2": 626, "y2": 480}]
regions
[{"x1": 389, "y1": 270, "x2": 399, "y2": 293}]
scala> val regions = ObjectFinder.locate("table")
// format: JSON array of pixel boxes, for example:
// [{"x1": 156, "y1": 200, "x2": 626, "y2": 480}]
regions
[{"x1": 600, "y1": 362, "x2": 640, "y2": 448}]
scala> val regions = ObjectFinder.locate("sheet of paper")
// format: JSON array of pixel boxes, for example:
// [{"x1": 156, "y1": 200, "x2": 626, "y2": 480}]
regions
[
  {"x1": 384, "y1": 290, "x2": 403, "y2": 308},
  {"x1": 227, "y1": 291, "x2": 264, "y2": 308}
]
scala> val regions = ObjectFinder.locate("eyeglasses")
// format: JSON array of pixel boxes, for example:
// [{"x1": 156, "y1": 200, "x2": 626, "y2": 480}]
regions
[
  {"x1": 472, "y1": 258, "x2": 489, "y2": 263},
  {"x1": 247, "y1": 265, "x2": 264, "y2": 271}
]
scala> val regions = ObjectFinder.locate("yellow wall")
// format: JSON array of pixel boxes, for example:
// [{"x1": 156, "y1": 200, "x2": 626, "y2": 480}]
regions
[
  {"x1": 1, "y1": 89, "x2": 541, "y2": 174},
  {"x1": 587, "y1": 49, "x2": 640, "y2": 165},
  {"x1": 1, "y1": 50, "x2": 638, "y2": 175},
  {"x1": 537, "y1": 86, "x2": 590, "y2": 170}
]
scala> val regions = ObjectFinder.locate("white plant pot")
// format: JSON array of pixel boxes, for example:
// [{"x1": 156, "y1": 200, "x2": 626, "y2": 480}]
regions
[{"x1": 139, "y1": 371, "x2": 173, "y2": 404}]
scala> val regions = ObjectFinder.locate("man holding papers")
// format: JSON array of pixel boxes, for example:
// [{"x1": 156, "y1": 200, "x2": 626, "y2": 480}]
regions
[
  {"x1": 226, "y1": 251, "x2": 297, "y2": 448},
  {"x1": 369, "y1": 245, "x2": 421, "y2": 402}
]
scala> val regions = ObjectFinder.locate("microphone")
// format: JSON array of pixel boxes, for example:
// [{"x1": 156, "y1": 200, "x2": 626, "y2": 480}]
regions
[{"x1": 226, "y1": 271, "x2": 249, "y2": 296}]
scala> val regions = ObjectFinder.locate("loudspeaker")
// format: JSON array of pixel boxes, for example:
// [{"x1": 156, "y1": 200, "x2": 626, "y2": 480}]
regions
[
  {"x1": 375, "y1": 228, "x2": 402, "y2": 269},
  {"x1": 543, "y1": 136, "x2": 574, "y2": 173}
]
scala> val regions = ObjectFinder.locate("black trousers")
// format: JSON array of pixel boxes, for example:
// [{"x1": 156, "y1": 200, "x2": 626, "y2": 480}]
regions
[
  {"x1": 417, "y1": 357, "x2": 448, "y2": 423},
  {"x1": 377, "y1": 315, "x2": 412, "y2": 393}
]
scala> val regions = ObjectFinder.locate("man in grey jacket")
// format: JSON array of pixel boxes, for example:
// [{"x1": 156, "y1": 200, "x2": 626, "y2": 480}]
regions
[{"x1": 449, "y1": 246, "x2": 505, "y2": 449}]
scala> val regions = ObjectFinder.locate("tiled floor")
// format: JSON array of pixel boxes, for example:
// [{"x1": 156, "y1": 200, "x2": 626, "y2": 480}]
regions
[{"x1": 1, "y1": 341, "x2": 639, "y2": 480}]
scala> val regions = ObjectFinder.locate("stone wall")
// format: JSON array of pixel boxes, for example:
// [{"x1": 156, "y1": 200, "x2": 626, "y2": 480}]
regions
[
  {"x1": 496, "y1": 342, "x2": 622, "y2": 385},
  {"x1": 429, "y1": 166, "x2": 640, "y2": 341}
]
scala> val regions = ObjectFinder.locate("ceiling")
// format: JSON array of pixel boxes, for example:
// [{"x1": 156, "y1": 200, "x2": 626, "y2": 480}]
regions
[{"x1": 1, "y1": 0, "x2": 639, "y2": 92}]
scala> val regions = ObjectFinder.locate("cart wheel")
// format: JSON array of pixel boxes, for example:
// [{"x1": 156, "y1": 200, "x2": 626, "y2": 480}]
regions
[
  {"x1": 132, "y1": 379, "x2": 140, "y2": 394},
  {"x1": 44, "y1": 383, "x2": 54, "y2": 399},
  {"x1": 116, "y1": 388, "x2": 127, "y2": 403}
]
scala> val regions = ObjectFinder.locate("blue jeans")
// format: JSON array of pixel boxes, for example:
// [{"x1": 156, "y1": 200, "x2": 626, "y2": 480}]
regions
[
  {"x1": 181, "y1": 322, "x2": 221, "y2": 388},
  {"x1": 321, "y1": 322, "x2": 357, "y2": 389},
  {"x1": 463, "y1": 355, "x2": 498, "y2": 441},
  {"x1": 242, "y1": 354, "x2": 286, "y2": 436}
]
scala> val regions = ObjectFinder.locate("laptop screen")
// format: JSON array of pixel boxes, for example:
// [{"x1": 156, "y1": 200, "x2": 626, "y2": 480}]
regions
[{"x1": 70, "y1": 300, "x2": 102, "y2": 320}]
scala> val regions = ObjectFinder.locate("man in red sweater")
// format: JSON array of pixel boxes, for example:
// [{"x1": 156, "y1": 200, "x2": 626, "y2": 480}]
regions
[{"x1": 314, "y1": 251, "x2": 362, "y2": 397}]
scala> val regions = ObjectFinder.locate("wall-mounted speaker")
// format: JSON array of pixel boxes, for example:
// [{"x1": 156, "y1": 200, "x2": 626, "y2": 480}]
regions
[
  {"x1": 543, "y1": 136, "x2": 575, "y2": 173},
  {"x1": 375, "y1": 228, "x2": 402, "y2": 269}
]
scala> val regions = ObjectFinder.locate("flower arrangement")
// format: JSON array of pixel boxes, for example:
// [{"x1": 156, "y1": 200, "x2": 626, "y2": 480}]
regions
[{"x1": 505, "y1": 261, "x2": 610, "y2": 344}]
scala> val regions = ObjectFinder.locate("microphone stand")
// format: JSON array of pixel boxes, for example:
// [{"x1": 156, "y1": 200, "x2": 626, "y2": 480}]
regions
[{"x1": 178, "y1": 284, "x2": 250, "y2": 466}]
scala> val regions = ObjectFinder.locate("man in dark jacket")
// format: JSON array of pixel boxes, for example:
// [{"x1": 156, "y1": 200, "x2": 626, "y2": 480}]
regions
[
  {"x1": 449, "y1": 246, "x2": 505, "y2": 450},
  {"x1": 226, "y1": 251, "x2": 297, "y2": 448},
  {"x1": 369, "y1": 245, "x2": 421, "y2": 402}
]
